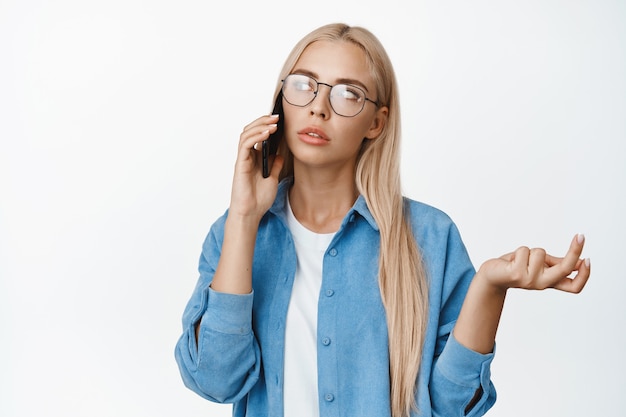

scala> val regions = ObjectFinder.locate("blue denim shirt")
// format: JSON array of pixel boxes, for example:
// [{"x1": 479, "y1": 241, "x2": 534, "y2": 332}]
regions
[{"x1": 175, "y1": 179, "x2": 496, "y2": 416}]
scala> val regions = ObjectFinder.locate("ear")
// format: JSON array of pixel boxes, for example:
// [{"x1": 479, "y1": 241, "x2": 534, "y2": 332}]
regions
[{"x1": 364, "y1": 105, "x2": 389, "y2": 140}]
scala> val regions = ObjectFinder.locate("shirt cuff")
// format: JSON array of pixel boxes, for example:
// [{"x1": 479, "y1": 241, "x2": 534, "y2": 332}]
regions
[
  {"x1": 201, "y1": 287, "x2": 254, "y2": 335},
  {"x1": 437, "y1": 332, "x2": 495, "y2": 387}
]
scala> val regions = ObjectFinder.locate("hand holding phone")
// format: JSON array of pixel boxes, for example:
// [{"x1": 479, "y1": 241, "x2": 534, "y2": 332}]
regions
[{"x1": 262, "y1": 92, "x2": 284, "y2": 178}]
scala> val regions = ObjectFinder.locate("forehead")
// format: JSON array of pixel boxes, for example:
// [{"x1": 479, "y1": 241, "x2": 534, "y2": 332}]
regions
[{"x1": 293, "y1": 40, "x2": 373, "y2": 86}]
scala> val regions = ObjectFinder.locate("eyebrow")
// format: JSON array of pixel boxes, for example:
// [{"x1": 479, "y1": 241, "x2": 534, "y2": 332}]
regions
[{"x1": 291, "y1": 68, "x2": 372, "y2": 93}]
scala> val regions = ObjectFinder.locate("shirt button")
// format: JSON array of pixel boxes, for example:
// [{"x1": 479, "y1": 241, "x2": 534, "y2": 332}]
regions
[
  {"x1": 322, "y1": 337, "x2": 331, "y2": 346},
  {"x1": 328, "y1": 248, "x2": 338, "y2": 257},
  {"x1": 325, "y1": 289, "x2": 334, "y2": 297},
  {"x1": 324, "y1": 393, "x2": 335, "y2": 402}
]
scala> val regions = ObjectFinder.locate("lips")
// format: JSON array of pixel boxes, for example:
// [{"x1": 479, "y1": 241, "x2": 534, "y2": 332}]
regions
[{"x1": 297, "y1": 127, "x2": 330, "y2": 145}]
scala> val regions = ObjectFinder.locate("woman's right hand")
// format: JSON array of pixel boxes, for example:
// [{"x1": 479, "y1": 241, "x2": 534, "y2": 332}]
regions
[
  {"x1": 208, "y1": 115, "x2": 284, "y2": 296},
  {"x1": 228, "y1": 114, "x2": 284, "y2": 222}
]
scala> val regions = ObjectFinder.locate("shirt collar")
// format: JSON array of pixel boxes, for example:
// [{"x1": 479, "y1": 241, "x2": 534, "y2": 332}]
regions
[{"x1": 268, "y1": 177, "x2": 379, "y2": 232}]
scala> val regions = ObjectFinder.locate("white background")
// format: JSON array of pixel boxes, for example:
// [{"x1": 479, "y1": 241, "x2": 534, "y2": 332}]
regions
[{"x1": 1, "y1": 0, "x2": 624, "y2": 416}]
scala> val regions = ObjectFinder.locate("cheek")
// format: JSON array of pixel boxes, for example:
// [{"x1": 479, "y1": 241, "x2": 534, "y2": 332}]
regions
[
  {"x1": 281, "y1": 114, "x2": 299, "y2": 151},
  {"x1": 352, "y1": 117, "x2": 376, "y2": 139},
  {"x1": 282, "y1": 106, "x2": 296, "y2": 133},
  {"x1": 282, "y1": 113, "x2": 294, "y2": 141}
]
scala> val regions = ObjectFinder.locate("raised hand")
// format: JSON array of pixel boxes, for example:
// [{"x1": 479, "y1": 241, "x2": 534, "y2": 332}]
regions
[
  {"x1": 477, "y1": 234, "x2": 591, "y2": 294},
  {"x1": 454, "y1": 234, "x2": 591, "y2": 354},
  {"x1": 228, "y1": 114, "x2": 284, "y2": 221},
  {"x1": 207, "y1": 114, "x2": 285, "y2": 296}
]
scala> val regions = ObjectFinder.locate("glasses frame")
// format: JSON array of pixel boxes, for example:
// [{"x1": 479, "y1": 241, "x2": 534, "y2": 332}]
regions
[{"x1": 280, "y1": 74, "x2": 380, "y2": 117}]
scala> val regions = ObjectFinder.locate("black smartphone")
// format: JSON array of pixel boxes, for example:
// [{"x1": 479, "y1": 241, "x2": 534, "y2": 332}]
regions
[{"x1": 262, "y1": 92, "x2": 284, "y2": 178}]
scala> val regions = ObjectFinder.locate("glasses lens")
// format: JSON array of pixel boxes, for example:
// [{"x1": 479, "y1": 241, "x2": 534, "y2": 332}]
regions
[
  {"x1": 282, "y1": 74, "x2": 316, "y2": 107},
  {"x1": 281, "y1": 74, "x2": 369, "y2": 117},
  {"x1": 330, "y1": 85, "x2": 366, "y2": 117}
]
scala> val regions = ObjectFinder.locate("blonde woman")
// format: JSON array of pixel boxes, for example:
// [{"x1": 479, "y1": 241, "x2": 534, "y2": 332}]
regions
[{"x1": 175, "y1": 23, "x2": 590, "y2": 417}]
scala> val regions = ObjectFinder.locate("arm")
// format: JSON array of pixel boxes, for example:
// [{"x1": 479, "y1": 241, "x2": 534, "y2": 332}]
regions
[
  {"x1": 428, "y1": 228, "x2": 590, "y2": 416},
  {"x1": 175, "y1": 222, "x2": 262, "y2": 403},
  {"x1": 175, "y1": 114, "x2": 284, "y2": 402},
  {"x1": 191, "y1": 215, "x2": 260, "y2": 344},
  {"x1": 424, "y1": 220, "x2": 497, "y2": 417},
  {"x1": 209, "y1": 114, "x2": 284, "y2": 294},
  {"x1": 454, "y1": 233, "x2": 591, "y2": 354},
  {"x1": 196, "y1": 114, "x2": 284, "y2": 330},
  {"x1": 193, "y1": 215, "x2": 258, "y2": 341}
]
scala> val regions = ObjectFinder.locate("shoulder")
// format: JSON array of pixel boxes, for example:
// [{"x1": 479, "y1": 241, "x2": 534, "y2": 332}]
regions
[
  {"x1": 403, "y1": 197, "x2": 456, "y2": 231},
  {"x1": 403, "y1": 199, "x2": 475, "y2": 299},
  {"x1": 402, "y1": 197, "x2": 467, "y2": 254}
]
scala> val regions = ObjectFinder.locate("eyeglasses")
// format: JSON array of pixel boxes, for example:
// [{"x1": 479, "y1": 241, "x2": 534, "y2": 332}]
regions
[{"x1": 281, "y1": 74, "x2": 379, "y2": 117}]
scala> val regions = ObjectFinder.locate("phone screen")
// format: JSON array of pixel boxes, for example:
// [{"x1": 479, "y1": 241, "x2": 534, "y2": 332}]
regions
[{"x1": 262, "y1": 92, "x2": 284, "y2": 178}]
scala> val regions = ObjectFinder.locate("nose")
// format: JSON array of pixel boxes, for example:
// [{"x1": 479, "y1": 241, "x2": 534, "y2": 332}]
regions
[{"x1": 309, "y1": 83, "x2": 332, "y2": 119}]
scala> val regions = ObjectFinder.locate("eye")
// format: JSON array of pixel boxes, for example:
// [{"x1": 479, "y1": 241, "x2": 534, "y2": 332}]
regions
[
  {"x1": 288, "y1": 75, "x2": 316, "y2": 93},
  {"x1": 334, "y1": 85, "x2": 363, "y2": 102},
  {"x1": 294, "y1": 81, "x2": 314, "y2": 92}
]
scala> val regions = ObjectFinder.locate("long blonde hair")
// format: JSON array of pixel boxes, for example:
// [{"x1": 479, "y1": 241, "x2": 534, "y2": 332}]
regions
[{"x1": 275, "y1": 23, "x2": 429, "y2": 417}]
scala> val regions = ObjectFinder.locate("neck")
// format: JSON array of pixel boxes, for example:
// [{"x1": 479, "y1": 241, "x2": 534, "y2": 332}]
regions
[{"x1": 288, "y1": 164, "x2": 359, "y2": 234}]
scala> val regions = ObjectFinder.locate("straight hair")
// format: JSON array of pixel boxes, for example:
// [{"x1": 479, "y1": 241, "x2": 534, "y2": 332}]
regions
[{"x1": 275, "y1": 23, "x2": 429, "y2": 417}]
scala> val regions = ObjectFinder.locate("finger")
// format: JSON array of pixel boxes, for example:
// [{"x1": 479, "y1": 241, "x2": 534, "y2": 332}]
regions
[
  {"x1": 240, "y1": 123, "x2": 278, "y2": 148},
  {"x1": 512, "y1": 246, "x2": 530, "y2": 269},
  {"x1": 544, "y1": 253, "x2": 564, "y2": 268},
  {"x1": 239, "y1": 114, "x2": 280, "y2": 147},
  {"x1": 546, "y1": 255, "x2": 586, "y2": 271},
  {"x1": 242, "y1": 114, "x2": 280, "y2": 132},
  {"x1": 528, "y1": 247, "x2": 547, "y2": 285},
  {"x1": 543, "y1": 234, "x2": 586, "y2": 281},
  {"x1": 508, "y1": 246, "x2": 531, "y2": 287},
  {"x1": 238, "y1": 127, "x2": 279, "y2": 165},
  {"x1": 553, "y1": 258, "x2": 591, "y2": 294},
  {"x1": 562, "y1": 233, "x2": 586, "y2": 268},
  {"x1": 498, "y1": 251, "x2": 515, "y2": 262}
]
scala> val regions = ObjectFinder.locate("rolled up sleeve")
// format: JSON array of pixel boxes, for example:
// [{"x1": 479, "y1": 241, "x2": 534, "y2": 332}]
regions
[
  {"x1": 431, "y1": 332, "x2": 496, "y2": 416},
  {"x1": 174, "y1": 218, "x2": 261, "y2": 404}
]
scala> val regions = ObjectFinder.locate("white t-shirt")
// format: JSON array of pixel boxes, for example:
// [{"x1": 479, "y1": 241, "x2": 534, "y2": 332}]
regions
[{"x1": 283, "y1": 199, "x2": 335, "y2": 417}]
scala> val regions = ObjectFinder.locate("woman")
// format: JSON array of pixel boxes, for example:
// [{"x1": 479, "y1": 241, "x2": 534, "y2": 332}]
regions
[{"x1": 175, "y1": 23, "x2": 590, "y2": 417}]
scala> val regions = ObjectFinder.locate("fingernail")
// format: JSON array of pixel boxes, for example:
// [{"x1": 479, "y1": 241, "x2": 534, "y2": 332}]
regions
[
  {"x1": 577, "y1": 233, "x2": 585, "y2": 244},
  {"x1": 270, "y1": 114, "x2": 280, "y2": 118},
  {"x1": 268, "y1": 124, "x2": 277, "y2": 128},
  {"x1": 584, "y1": 258, "x2": 590, "y2": 268}
]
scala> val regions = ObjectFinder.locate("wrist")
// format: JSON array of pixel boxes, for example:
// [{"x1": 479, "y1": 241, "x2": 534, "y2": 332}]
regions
[
  {"x1": 225, "y1": 211, "x2": 263, "y2": 229},
  {"x1": 472, "y1": 268, "x2": 509, "y2": 299},
  {"x1": 221, "y1": 212, "x2": 262, "y2": 251}
]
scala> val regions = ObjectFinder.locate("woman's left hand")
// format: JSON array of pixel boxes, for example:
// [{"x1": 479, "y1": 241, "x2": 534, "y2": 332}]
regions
[{"x1": 477, "y1": 234, "x2": 591, "y2": 294}]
